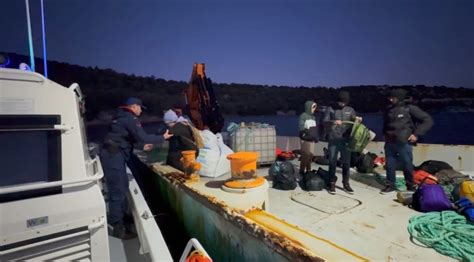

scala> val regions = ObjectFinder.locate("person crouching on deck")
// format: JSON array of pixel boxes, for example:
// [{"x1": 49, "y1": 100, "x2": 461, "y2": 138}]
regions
[{"x1": 298, "y1": 101, "x2": 318, "y2": 175}]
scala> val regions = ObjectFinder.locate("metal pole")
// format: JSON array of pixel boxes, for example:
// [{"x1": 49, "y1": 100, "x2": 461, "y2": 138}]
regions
[
  {"x1": 40, "y1": 0, "x2": 48, "y2": 77},
  {"x1": 25, "y1": 0, "x2": 35, "y2": 72}
]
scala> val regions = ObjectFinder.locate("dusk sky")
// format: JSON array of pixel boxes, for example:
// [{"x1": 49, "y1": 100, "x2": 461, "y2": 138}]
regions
[{"x1": 1, "y1": 0, "x2": 473, "y2": 88}]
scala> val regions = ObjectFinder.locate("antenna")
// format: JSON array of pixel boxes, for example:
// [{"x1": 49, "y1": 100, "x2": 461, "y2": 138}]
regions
[
  {"x1": 40, "y1": 0, "x2": 48, "y2": 78},
  {"x1": 25, "y1": 0, "x2": 35, "y2": 72}
]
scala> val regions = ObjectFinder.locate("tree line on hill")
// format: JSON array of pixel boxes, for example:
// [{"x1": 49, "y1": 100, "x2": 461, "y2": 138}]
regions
[{"x1": 4, "y1": 52, "x2": 474, "y2": 120}]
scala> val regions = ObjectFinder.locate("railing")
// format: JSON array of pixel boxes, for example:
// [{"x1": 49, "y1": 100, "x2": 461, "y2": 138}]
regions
[
  {"x1": 0, "y1": 125, "x2": 73, "y2": 132},
  {"x1": 126, "y1": 167, "x2": 173, "y2": 262}
]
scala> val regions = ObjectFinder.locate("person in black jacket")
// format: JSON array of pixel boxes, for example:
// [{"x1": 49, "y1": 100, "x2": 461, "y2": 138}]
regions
[
  {"x1": 101, "y1": 97, "x2": 172, "y2": 239},
  {"x1": 163, "y1": 110, "x2": 199, "y2": 171},
  {"x1": 323, "y1": 91, "x2": 362, "y2": 194},
  {"x1": 381, "y1": 89, "x2": 433, "y2": 194}
]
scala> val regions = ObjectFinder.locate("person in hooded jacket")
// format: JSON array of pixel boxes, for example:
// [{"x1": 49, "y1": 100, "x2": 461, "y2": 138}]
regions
[
  {"x1": 101, "y1": 97, "x2": 172, "y2": 239},
  {"x1": 323, "y1": 91, "x2": 362, "y2": 194},
  {"x1": 381, "y1": 89, "x2": 433, "y2": 194},
  {"x1": 298, "y1": 101, "x2": 318, "y2": 175},
  {"x1": 163, "y1": 109, "x2": 199, "y2": 171}
]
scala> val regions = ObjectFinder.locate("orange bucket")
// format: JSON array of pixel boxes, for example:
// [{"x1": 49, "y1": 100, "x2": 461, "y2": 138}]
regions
[
  {"x1": 181, "y1": 150, "x2": 197, "y2": 166},
  {"x1": 227, "y1": 152, "x2": 259, "y2": 180}
]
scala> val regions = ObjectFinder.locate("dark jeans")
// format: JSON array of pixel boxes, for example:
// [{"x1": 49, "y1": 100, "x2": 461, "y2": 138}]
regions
[
  {"x1": 100, "y1": 149, "x2": 129, "y2": 226},
  {"x1": 328, "y1": 138, "x2": 351, "y2": 183},
  {"x1": 384, "y1": 141, "x2": 414, "y2": 186}
]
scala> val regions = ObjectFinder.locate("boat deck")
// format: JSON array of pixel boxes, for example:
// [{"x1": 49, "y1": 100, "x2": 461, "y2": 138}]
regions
[
  {"x1": 195, "y1": 162, "x2": 454, "y2": 261},
  {"x1": 108, "y1": 235, "x2": 150, "y2": 262}
]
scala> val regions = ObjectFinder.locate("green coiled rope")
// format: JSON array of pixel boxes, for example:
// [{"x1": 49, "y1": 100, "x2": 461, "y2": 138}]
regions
[{"x1": 407, "y1": 211, "x2": 474, "y2": 261}]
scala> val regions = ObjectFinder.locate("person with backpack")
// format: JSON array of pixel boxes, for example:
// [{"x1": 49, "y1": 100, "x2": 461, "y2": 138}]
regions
[
  {"x1": 298, "y1": 101, "x2": 318, "y2": 175},
  {"x1": 381, "y1": 89, "x2": 433, "y2": 194},
  {"x1": 323, "y1": 91, "x2": 362, "y2": 194}
]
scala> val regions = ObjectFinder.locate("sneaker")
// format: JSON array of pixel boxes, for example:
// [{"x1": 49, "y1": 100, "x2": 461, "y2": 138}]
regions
[
  {"x1": 343, "y1": 183, "x2": 354, "y2": 194},
  {"x1": 327, "y1": 182, "x2": 336, "y2": 195},
  {"x1": 380, "y1": 185, "x2": 396, "y2": 194},
  {"x1": 110, "y1": 223, "x2": 137, "y2": 240}
]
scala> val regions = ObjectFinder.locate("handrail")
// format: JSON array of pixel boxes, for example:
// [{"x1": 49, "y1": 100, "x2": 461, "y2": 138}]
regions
[
  {"x1": 68, "y1": 83, "x2": 84, "y2": 100},
  {"x1": 0, "y1": 125, "x2": 73, "y2": 132},
  {"x1": 126, "y1": 168, "x2": 173, "y2": 262},
  {"x1": 0, "y1": 158, "x2": 103, "y2": 195}
]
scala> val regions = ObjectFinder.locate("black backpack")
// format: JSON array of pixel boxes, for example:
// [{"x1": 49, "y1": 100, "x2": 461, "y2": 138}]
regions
[
  {"x1": 271, "y1": 161, "x2": 297, "y2": 190},
  {"x1": 355, "y1": 152, "x2": 377, "y2": 173},
  {"x1": 416, "y1": 160, "x2": 453, "y2": 175},
  {"x1": 302, "y1": 168, "x2": 327, "y2": 191}
]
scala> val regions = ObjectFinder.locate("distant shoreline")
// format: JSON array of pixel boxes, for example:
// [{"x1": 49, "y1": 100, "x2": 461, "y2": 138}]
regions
[{"x1": 86, "y1": 107, "x2": 474, "y2": 127}]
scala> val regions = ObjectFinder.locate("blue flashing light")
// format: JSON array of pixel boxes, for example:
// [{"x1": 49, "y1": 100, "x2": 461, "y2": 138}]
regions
[{"x1": 25, "y1": 0, "x2": 35, "y2": 72}]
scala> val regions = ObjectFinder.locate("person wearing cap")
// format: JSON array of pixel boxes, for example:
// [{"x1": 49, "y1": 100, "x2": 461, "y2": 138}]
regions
[
  {"x1": 323, "y1": 91, "x2": 362, "y2": 194},
  {"x1": 101, "y1": 97, "x2": 172, "y2": 239},
  {"x1": 381, "y1": 89, "x2": 433, "y2": 194},
  {"x1": 163, "y1": 109, "x2": 199, "y2": 171}
]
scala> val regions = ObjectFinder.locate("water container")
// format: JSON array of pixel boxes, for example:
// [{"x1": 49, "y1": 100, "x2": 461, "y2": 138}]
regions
[{"x1": 230, "y1": 124, "x2": 276, "y2": 165}]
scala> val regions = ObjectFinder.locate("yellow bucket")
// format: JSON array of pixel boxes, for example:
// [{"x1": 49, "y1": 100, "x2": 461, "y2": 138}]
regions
[{"x1": 227, "y1": 152, "x2": 259, "y2": 180}]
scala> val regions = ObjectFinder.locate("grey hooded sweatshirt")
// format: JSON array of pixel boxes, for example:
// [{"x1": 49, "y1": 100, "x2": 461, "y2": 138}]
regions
[{"x1": 299, "y1": 101, "x2": 318, "y2": 142}]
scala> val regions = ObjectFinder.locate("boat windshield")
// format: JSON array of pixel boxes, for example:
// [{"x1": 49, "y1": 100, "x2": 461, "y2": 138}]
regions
[{"x1": 0, "y1": 115, "x2": 62, "y2": 202}]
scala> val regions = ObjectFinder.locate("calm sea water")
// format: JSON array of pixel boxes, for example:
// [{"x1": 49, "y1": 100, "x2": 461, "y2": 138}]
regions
[{"x1": 87, "y1": 112, "x2": 474, "y2": 145}]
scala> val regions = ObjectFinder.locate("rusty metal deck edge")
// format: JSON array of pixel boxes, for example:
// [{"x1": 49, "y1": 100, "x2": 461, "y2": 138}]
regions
[{"x1": 150, "y1": 165, "x2": 325, "y2": 262}]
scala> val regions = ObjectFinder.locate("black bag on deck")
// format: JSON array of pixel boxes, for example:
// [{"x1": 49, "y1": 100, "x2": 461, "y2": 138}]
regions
[
  {"x1": 313, "y1": 147, "x2": 330, "y2": 165},
  {"x1": 271, "y1": 161, "x2": 297, "y2": 190},
  {"x1": 355, "y1": 152, "x2": 377, "y2": 174},
  {"x1": 302, "y1": 168, "x2": 327, "y2": 191},
  {"x1": 350, "y1": 152, "x2": 362, "y2": 168},
  {"x1": 416, "y1": 160, "x2": 453, "y2": 174},
  {"x1": 313, "y1": 155, "x2": 330, "y2": 165}
]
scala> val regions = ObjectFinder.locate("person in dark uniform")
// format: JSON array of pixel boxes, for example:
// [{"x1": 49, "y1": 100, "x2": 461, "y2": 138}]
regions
[
  {"x1": 101, "y1": 97, "x2": 172, "y2": 239},
  {"x1": 163, "y1": 109, "x2": 199, "y2": 171},
  {"x1": 323, "y1": 91, "x2": 362, "y2": 194},
  {"x1": 381, "y1": 89, "x2": 433, "y2": 194}
]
